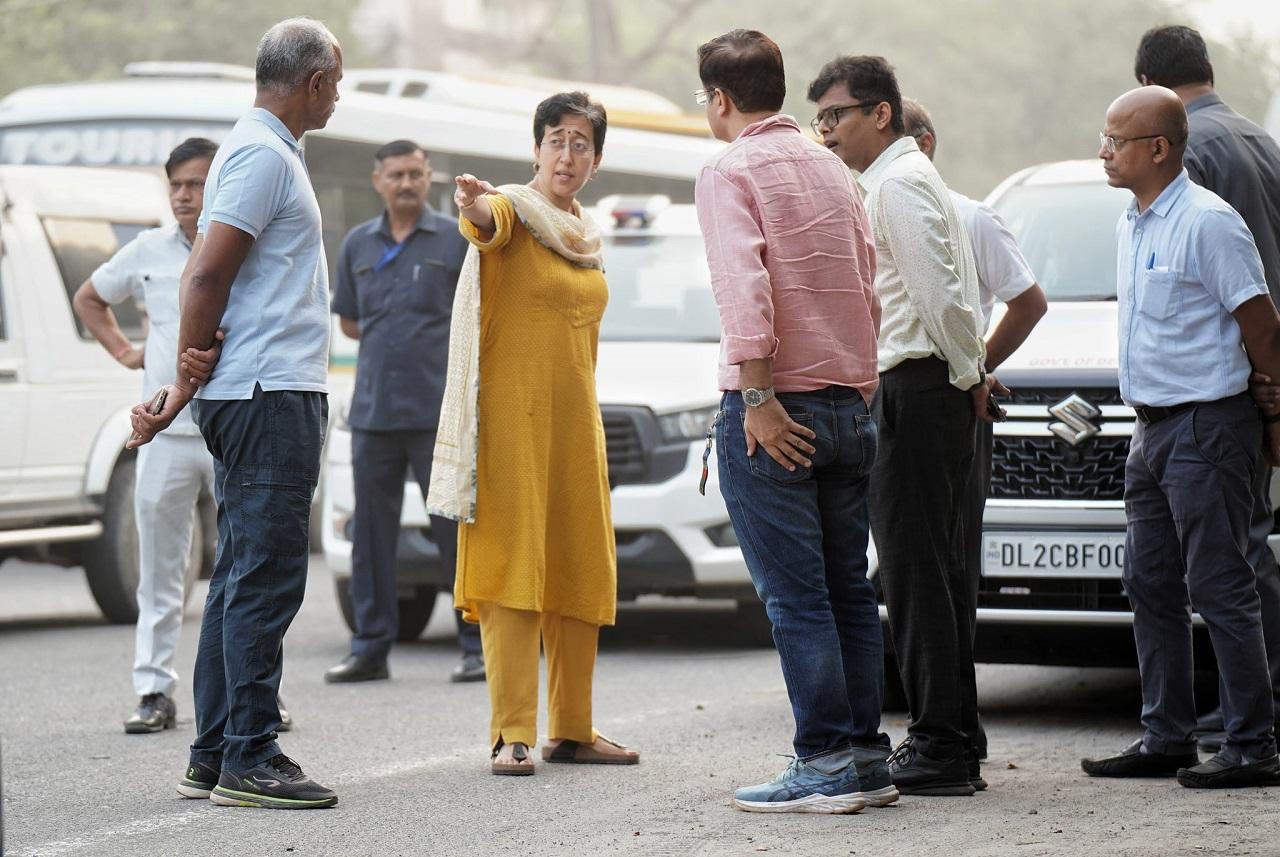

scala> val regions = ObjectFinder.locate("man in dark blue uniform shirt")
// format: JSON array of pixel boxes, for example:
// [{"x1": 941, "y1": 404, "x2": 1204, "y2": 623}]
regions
[
  {"x1": 325, "y1": 140, "x2": 482, "y2": 684},
  {"x1": 1136, "y1": 26, "x2": 1280, "y2": 753}
]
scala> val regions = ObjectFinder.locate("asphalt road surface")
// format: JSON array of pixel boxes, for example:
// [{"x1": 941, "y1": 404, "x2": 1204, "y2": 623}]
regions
[{"x1": 2, "y1": 556, "x2": 1278, "y2": 857}]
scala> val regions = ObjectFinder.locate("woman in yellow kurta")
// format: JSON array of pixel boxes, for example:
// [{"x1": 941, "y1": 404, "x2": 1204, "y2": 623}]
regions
[{"x1": 437, "y1": 92, "x2": 639, "y2": 775}]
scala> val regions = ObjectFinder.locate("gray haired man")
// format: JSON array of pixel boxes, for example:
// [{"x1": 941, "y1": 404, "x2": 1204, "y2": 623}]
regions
[{"x1": 129, "y1": 17, "x2": 342, "y2": 809}]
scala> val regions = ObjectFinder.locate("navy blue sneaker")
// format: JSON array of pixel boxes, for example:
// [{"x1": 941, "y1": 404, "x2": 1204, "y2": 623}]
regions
[
  {"x1": 734, "y1": 753, "x2": 866, "y2": 814},
  {"x1": 854, "y1": 756, "x2": 900, "y2": 807},
  {"x1": 177, "y1": 761, "x2": 220, "y2": 799}
]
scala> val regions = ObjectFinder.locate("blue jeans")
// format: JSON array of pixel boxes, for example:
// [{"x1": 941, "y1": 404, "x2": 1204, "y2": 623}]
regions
[
  {"x1": 189, "y1": 385, "x2": 327, "y2": 771},
  {"x1": 717, "y1": 387, "x2": 887, "y2": 760}
]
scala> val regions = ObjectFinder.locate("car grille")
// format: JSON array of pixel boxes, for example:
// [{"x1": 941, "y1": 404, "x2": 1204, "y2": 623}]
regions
[
  {"x1": 602, "y1": 411, "x2": 646, "y2": 486},
  {"x1": 990, "y1": 436, "x2": 1129, "y2": 501},
  {"x1": 1006, "y1": 387, "x2": 1126, "y2": 407}
]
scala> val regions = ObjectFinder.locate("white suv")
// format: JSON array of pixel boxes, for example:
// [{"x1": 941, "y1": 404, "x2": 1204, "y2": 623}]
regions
[
  {"x1": 0, "y1": 165, "x2": 210, "y2": 622},
  {"x1": 321, "y1": 196, "x2": 760, "y2": 638},
  {"x1": 963, "y1": 158, "x2": 1280, "y2": 666}
]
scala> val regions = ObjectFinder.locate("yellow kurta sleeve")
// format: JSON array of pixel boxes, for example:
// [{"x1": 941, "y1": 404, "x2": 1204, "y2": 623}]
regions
[{"x1": 460, "y1": 194, "x2": 517, "y2": 253}]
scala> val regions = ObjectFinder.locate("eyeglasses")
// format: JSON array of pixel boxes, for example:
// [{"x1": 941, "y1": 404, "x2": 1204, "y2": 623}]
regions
[
  {"x1": 810, "y1": 101, "x2": 877, "y2": 134},
  {"x1": 693, "y1": 88, "x2": 717, "y2": 106},
  {"x1": 1098, "y1": 131, "x2": 1165, "y2": 154},
  {"x1": 544, "y1": 137, "x2": 594, "y2": 156}
]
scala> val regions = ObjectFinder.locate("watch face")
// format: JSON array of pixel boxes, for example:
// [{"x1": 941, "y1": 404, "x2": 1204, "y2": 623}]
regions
[{"x1": 744, "y1": 389, "x2": 762, "y2": 407}]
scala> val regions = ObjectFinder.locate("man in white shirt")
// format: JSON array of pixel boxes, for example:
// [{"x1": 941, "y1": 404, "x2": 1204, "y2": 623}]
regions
[
  {"x1": 73, "y1": 139, "x2": 225, "y2": 734},
  {"x1": 902, "y1": 97, "x2": 1049, "y2": 763},
  {"x1": 809, "y1": 55, "x2": 998, "y2": 797}
]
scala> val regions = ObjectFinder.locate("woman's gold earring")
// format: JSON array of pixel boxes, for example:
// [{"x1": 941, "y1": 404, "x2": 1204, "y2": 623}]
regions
[{"x1": 532, "y1": 162, "x2": 539, "y2": 174}]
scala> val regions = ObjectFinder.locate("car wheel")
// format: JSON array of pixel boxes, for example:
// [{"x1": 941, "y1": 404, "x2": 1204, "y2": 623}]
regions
[
  {"x1": 335, "y1": 575, "x2": 357, "y2": 634},
  {"x1": 333, "y1": 578, "x2": 438, "y2": 642},
  {"x1": 197, "y1": 489, "x2": 218, "y2": 580},
  {"x1": 735, "y1": 599, "x2": 776, "y2": 647},
  {"x1": 85, "y1": 456, "x2": 210, "y2": 624},
  {"x1": 396, "y1": 586, "x2": 438, "y2": 642},
  {"x1": 83, "y1": 456, "x2": 140, "y2": 624}
]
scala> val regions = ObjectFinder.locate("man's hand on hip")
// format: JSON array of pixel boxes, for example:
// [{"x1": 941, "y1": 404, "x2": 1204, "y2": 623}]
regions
[{"x1": 743, "y1": 396, "x2": 816, "y2": 471}]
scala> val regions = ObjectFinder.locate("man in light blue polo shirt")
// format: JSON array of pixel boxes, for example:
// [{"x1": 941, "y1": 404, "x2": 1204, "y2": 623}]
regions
[
  {"x1": 1081, "y1": 86, "x2": 1280, "y2": 790},
  {"x1": 128, "y1": 16, "x2": 343, "y2": 810}
]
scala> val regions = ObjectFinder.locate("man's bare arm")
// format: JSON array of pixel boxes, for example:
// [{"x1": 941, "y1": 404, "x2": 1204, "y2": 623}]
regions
[
  {"x1": 72, "y1": 280, "x2": 143, "y2": 369},
  {"x1": 173, "y1": 224, "x2": 255, "y2": 397},
  {"x1": 985, "y1": 284, "x2": 1048, "y2": 372},
  {"x1": 339, "y1": 316, "x2": 360, "y2": 341},
  {"x1": 1233, "y1": 294, "x2": 1280, "y2": 463}
]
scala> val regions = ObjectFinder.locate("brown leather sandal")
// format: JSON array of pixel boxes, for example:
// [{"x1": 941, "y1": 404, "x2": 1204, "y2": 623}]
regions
[
  {"x1": 491, "y1": 738, "x2": 535, "y2": 776},
  {"x1": 542, "y1": 735, "x2": 640, "y2": 765}
]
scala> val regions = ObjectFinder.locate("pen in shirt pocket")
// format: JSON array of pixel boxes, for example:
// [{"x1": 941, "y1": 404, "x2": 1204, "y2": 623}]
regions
[{"x1": 1146, "y1": 252, "x2": 1155, "y2": 270}]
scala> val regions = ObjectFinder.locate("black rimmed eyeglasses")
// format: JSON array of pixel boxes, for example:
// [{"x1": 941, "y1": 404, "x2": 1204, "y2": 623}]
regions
[{"x1": 811, "y1": 101, "x2": 877, "y2": 134}]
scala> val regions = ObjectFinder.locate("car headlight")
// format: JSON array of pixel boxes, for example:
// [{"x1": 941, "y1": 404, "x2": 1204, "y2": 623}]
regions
[{"x1": 657, "y1": 406, "x2": 720, "y2": 443}]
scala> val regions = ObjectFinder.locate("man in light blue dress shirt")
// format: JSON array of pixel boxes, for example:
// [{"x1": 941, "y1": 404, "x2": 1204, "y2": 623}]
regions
[
  {"x1": 128, "y1": 17, "x2": 343, "y2": 810},
  {"x1": 1081, "y1": 87, "x2": 1280, "y2": 789}
]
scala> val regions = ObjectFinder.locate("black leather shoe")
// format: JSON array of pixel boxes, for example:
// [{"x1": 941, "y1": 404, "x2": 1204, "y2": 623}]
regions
[
  {"x1": 1081, "y1": 738, "x2": 1197, "y2": 777},
  {"x1": 276, "y1": 694, "x2": 293, "y2": 731},
  {"x1": 450, "y1": 652, "x2": 486, "y2": 683},
  {"x1": 968, "y1": 752, "x2": 988, "y2": 792},
  {"x1": 124, "y1": 693, "x2": 176, "y2": 734},
  {"x1": 1178, "y1": 748, "x2": 1280, "y2": 789},
  {"x1": 324, "y1": 654, "x2": 389, "y2": 684},
  {"x1": 887, "y1": 737, "x2": 975, "y2": 796}
]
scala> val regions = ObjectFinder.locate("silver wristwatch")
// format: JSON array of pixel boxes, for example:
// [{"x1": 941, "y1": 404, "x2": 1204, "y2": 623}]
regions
[{"x1": 742, "y1": 386, "x2": 775, "y2": 408}]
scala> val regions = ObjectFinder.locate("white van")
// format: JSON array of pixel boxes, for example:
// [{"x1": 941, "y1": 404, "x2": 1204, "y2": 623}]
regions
[
  {"x1": 0, "y1": 165, "x2": 211, "y2": 621},
  {"x1": 321, "y1": 195, "x2": 760, "y2": 639}
]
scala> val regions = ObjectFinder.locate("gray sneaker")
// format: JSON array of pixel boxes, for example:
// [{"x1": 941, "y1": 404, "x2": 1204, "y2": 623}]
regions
[{"x1": 210, "y1": 754, "x2": 337, "y2": 809}]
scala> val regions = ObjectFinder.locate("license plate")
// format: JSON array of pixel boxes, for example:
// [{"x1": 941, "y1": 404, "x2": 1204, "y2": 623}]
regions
[{"x1": 983, "y1": 532, "x2": 1125, "y2": 578}]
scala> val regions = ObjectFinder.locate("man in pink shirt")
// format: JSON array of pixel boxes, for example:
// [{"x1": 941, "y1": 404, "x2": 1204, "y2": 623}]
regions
[{"x1": 693, "y1": 29, "x2": 889, "y2": 815}]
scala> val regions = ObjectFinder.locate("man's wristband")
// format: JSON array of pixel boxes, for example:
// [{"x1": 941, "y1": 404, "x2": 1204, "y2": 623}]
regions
[
  {"x1": 1262, "y1": 410, "x2": 1280, "y2": 425},
  {"x1": 112, "y1": 344, "x2": 132, "y2": 361}
]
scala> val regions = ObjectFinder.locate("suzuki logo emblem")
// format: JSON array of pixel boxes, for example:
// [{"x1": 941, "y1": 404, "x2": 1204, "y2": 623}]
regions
[{"x1": 1048, "y1": 394, "x2": 1101, "y2": 446}]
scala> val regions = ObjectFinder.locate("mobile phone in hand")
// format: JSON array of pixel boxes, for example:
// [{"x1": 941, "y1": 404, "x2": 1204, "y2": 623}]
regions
[
  {"x1": 146, "y1": 387, "x2": 168, "y2": 416},
  {"x1": 986, "y1": 391, "x2": 1007, "y2": 422}
]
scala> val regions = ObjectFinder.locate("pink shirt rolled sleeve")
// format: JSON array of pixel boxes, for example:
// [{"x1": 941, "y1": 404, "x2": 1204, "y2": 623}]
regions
[{"x1": 695, "y1": 115, "x2": 880, "y2": 399}]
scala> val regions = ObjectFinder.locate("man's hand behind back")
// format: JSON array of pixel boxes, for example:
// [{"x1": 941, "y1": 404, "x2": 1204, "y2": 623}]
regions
[{"x1": 180, "y1": 329, "x2": 225, "y2": 388}]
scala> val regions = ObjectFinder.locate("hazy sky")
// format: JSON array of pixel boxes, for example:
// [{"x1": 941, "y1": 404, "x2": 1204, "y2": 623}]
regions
[{"x1": 1190, "y1": 0, "x2": 1280, "y2": 48}]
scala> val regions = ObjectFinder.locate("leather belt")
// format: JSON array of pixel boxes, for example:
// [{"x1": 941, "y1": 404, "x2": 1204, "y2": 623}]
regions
[{"x1": 1134, "y1": 402, "x2": 1198, "y2": 424}]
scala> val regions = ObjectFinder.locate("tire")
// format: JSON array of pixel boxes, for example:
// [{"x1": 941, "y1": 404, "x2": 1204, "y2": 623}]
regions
[
  {"x1": 333, "y1": 577, "x2": 438, "y2": 642},
  {"x1": 84, "y1": 456, "x2": 140, "y2": 624},
  {"x1": 84, "y1": 455, "x2": 204, "y2": 625},
  {"x1": 735, "y1": 599, "x2": 776, "y2": 647},
  {"x1": 396, "y1": 585, "x2": 438, "y2": 642}
]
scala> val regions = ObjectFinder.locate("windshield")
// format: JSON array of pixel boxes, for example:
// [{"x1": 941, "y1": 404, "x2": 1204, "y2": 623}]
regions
[
  {"x1": 992, "y1": 181, "x2": 1131, "y2": 301},
  {"x1": 599, "y1": 234, "x2": 721, "y2": 342}
]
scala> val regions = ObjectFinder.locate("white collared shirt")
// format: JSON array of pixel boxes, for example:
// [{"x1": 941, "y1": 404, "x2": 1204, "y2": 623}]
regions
[
  {"x1": 857, "y1": 136, "x2": 985, "y2": 389},
  {"x1": 949, "y1": 190, "x2": 1037, "y2": 332},
  {"x1": 91, "y1": 222, "x2": 201, "y2": 436}
]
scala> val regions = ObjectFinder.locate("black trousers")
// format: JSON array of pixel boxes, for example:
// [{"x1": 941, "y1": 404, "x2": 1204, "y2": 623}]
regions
[
  {"x1": 349, "y1": 428, "x2": 480, "y2": 658},
  {"x1": 960, "y1": 420, "x2": 992, "y2": 757},
  {"x1": 869, "y1": 357, "x2": 978, "y2": 761}
]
